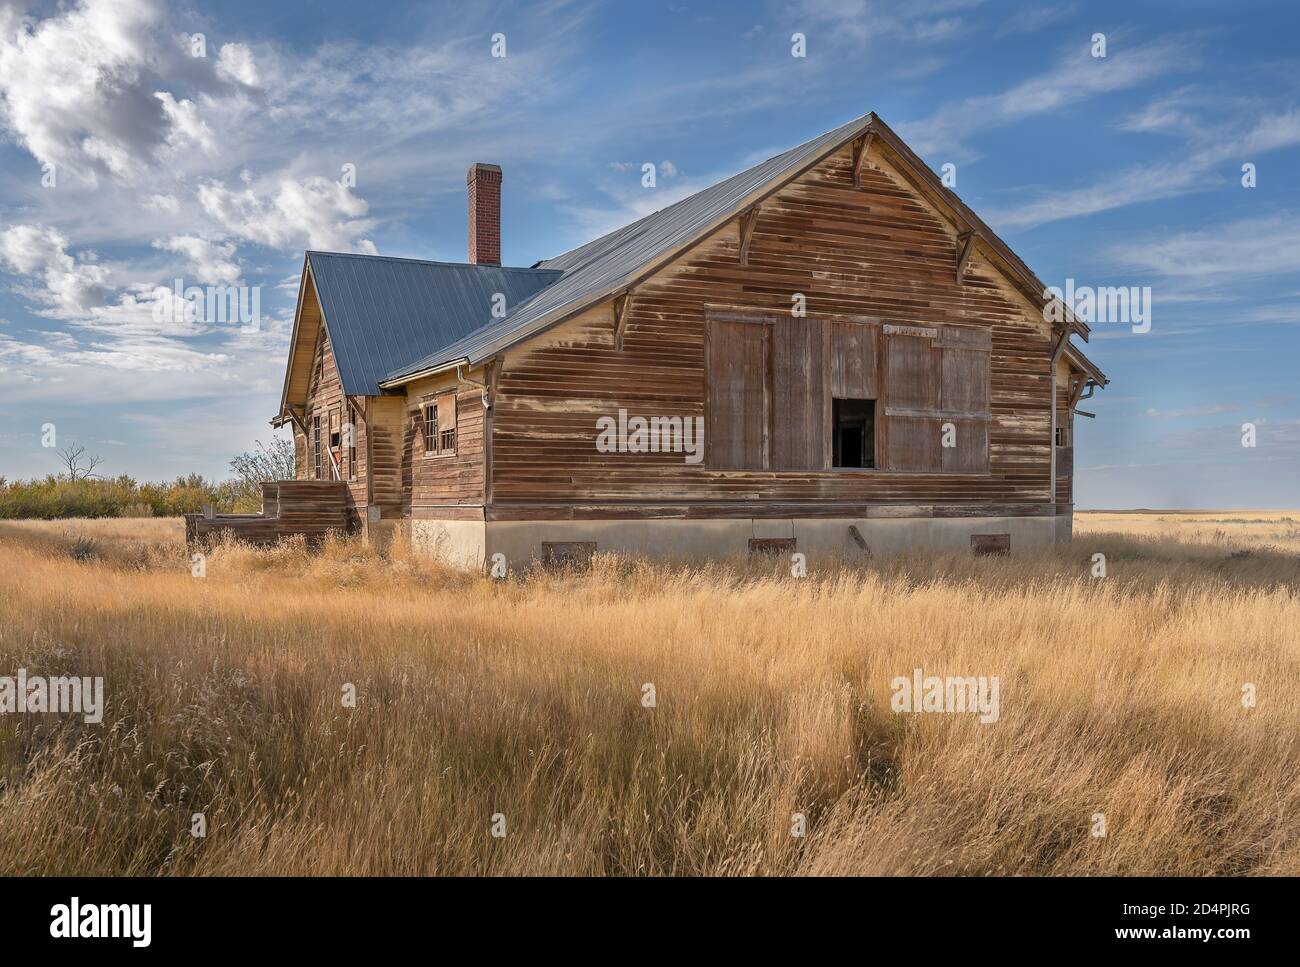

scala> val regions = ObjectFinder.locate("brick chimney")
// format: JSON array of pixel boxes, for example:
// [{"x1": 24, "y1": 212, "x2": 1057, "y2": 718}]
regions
[{"x1": 467, "y1": 163, "x2": 502, "y2": 265}]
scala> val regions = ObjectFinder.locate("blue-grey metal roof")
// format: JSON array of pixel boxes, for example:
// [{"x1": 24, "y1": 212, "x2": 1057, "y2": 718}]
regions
[
  {"x1": 382, "y1": 112, "x2": 875, "y2": 383},
  {"x1": 306, "y1": 251, "x2": 561, "y2": 396}
]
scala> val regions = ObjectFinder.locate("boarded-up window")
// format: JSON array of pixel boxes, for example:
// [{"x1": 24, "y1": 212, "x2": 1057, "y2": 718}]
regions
[
  {"x1": 1056, "y1": 416, "x2": 1073, "y2": 477},
  {"x1": 423, "y1": 395, "x2": 457, "y2": 456},
  {"x1": 437, "y1": 393, "x2": 457, "y2": 454},
  {"x1": 703, "y1": 310, "x2": 989, "y2": 475},
  {"x1": 830, "y1": 322, "x2": 879, "y2": 399},
  {"x1": 772, "y1": 317, "x2": 825, "y2": 469},
  {"x1": 883, "y1": 326, "x2": 941, "y2": 472},
  {"x1": 883, "y1": 324, "x2": 990, "y2": 473},
  {"x1": 707, "y1": 318, "x2": 769, "y2": 469},
  {"x1": 937, "y1": 327, "x2": 991, "y2": 473}
]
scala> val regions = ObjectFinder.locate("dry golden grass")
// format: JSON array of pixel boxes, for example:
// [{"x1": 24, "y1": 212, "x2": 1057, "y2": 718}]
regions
[{"x1": 1, "y1": 512, "x2": 1298, "y2": 876}]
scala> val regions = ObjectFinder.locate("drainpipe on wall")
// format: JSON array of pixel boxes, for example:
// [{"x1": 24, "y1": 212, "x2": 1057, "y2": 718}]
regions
[{"x1": 455, "y1": 364, "x2": 492, "y2": 410}]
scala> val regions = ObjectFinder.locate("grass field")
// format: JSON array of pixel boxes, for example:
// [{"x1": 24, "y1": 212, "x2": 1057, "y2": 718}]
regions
[{"x1": 1, "y1": 512, "x2": 1298, "y2": 875}]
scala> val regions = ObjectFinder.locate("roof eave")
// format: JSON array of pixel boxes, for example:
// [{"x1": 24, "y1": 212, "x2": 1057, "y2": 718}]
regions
[
  {"x1": 272, "y1": 256, "x2": 313, "y2": 424},
  {"x1": 1064, "y1": 342, "x2": 1108, "y2": 385},
  {"x1": 378, "y1": 356, "x2": 473, "y2": 390}
]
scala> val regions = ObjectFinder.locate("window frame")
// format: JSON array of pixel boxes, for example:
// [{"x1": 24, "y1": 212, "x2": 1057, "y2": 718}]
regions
[
  {"x1": 312, "y1": 414, "x2": 322, "y2": 480},
  {"x1": 831, "y1": 397, "x2": 877, "y2": 469},
  {"x1": 347, "y1": 403, "x2": 359, "y2": 481},
  {"x1": 422, "y1": 394, "x2": 458, "y2": 458}
]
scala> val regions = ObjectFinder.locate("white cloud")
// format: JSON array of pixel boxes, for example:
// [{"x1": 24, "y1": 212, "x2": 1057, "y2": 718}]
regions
[
  {"x1": 1144, "y1": 404, "x2": 1243, "y2": 420},
  {"x1": 1107, "y1": 214, "x2": 1300, "y2": 284},
  {"x1": 216, "y1": 42, "x2": 259, "y2": 87},
  {"x1": 155, "y1": 91, "x2": 216, "y2": 154},
  {"x1": 900, "y1": 35, "x2": 1200, "y2": 158},
  {"x1": 153, "y1": 235, "x2": 242, "y2": 286},
  {"x1": 988, "y1": 107, "x2": 1300, "y2": 230},
  {"x1": 995, "y1": 3, "x2": 1077, "y2": 38},
  {"x1": 0, "y1": 0, "x2": 171, "y2": 181},
  {"x1": 197, "y1": 175, "x2": 378, "y2": 254},
  {"x1": 0, "y1": 224, "x2": 109, "y2": 315},
  {"x1": 789, "y1": 0, "x2": 975, "y2": 44}
]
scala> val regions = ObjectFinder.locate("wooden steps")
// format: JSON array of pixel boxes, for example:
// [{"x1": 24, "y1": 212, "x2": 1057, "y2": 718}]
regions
[{"x1": 185, "y1": 480, "x2": 352, "y2": 548}]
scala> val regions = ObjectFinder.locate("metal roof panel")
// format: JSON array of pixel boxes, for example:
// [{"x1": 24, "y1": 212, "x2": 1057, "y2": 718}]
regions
[{"x1": 305, "y1": 252, "x2": 561, "y2": 395}]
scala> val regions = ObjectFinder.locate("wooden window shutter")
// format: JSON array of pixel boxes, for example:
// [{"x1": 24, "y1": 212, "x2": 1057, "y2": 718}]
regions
[
  {"x1": 771, "y1": 316, "x2": 826, "y2": 470},
  {"x1": 436, "y1": 392, "x2": 457, "y2": 454},
  {"x1": 937, "y1": 326, "x2": 991, "y2": 473},
  {"x1": 829, "y1": 322, "x2": 879, "y2": 399},
  {"x1": 882, "y1": 325, "x2": 941, "y2": 471},
  {"x1": 706, "y1": 318, "x2": 770, "y2": 469},
  {"x1": 436, "y1": 393, "x2": 456, "y2": 432}
]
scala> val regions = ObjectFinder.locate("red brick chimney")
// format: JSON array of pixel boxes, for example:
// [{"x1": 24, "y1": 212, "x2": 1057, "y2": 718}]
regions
[{"x1": 467, "y1": 163, "x2": 502, "y2": 265}]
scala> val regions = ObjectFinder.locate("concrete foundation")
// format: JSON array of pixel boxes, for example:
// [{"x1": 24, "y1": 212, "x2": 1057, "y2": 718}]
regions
[
  {"x1": 408, "y1": 518, "x2": 487, "y2": 570},
  {"x1": 391, "y1": 512, "x2": 1068, "y2": 571}
]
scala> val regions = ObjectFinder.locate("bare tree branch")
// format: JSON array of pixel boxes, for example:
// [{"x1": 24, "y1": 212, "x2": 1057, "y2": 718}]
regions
[{"x1": 57, "y1": 443, "x2": 103, "y2": 481}]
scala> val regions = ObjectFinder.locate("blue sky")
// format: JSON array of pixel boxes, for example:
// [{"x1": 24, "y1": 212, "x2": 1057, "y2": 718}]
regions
[{"x1": 0, "y1": 0, "x2": 1297, "y2": 508}]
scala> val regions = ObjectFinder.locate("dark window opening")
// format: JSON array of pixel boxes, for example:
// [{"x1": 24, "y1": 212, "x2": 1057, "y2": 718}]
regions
[
  {"x1": 1055, "y1": 425, "x2": 1070, "y2": 447},
  {"x1": 832, "y1": 398, "x2": 876, "y2": 469}
]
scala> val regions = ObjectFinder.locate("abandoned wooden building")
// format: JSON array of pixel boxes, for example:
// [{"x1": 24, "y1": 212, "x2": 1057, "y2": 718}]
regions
[{"x1": 189, "y1": 112, "x2": 1107, "y2": 566}]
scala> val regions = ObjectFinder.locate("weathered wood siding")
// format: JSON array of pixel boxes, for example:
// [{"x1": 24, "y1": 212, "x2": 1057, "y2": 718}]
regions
[
  {"x1": 488, "y1": 143, "x2": 1056, "y2": 518},
  {"x1": 300, "y1": 325, "x2": 367, "y2": 518},
  {"x1": 399, "y1": 375, "x2": 487, "y2": 517},
  {"x1": 366, "y1": 395, "x2": 405, "y2": 518}
]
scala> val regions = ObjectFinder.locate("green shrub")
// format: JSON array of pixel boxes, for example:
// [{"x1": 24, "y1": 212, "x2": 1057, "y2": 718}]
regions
[{"x1": 0, "y1": 474, "x2": 246, "y2": 520}]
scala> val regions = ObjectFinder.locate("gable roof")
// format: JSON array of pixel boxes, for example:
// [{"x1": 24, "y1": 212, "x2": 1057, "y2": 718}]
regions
[
  {"x1": 303, "y1": 251, "x2": 561, "y2": 396},
  {"x1": 378, "y1": 112, "x2": 1097, "y2": 388},
  {"x1": 380, "y1": 113, "x2": 875, "y2": 385}
]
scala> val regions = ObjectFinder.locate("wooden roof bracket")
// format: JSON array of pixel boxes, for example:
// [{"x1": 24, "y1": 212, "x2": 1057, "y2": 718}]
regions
[
  {"x1": 613, "y1": 289, "x2": 636, "y2": 351},
  {"x1": 738, "y1": 206, "x2": 760, "y2": 266},
  {"x1": 272, "y1": 404, "x2": 307, "y2": 434},
  {"x1": 852, "y1": 131, "x2": 875, "y2": 188},
  {"x1": 955, "y1": 230, "x2": 978, "y2": 285}
]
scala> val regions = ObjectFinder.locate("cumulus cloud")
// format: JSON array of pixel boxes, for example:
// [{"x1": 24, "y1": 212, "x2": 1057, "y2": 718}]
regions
[
  {"x1": 155, "y1": 91, "x2": 216, "y2": 154},
  {"x1": 0, "y1": 0, "x2": 170, "y2": 181},
  {"x1": 197, "y1": 175, "x2": 378, "y2": 254},
  {"x1": 153, "y1": 234, "x2": 242, "y2": 286},
  {"x1": 0, "y1": 224, "x2": 109, "y2": 315},
  {"x1": 216, "y1": 42, "x2": 259, "y2": 87}
]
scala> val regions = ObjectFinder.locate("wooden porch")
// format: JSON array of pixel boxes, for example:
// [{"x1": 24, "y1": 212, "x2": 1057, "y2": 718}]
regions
[{"x1": 185, "y1": 480, "x2": 352, "y2": 547}]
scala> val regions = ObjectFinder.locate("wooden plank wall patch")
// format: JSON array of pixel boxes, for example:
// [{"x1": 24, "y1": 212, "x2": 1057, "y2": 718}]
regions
[{"x1": 971, "y1": 533, "x2": 1011, "y2": 556}]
